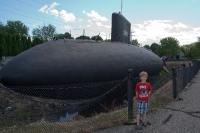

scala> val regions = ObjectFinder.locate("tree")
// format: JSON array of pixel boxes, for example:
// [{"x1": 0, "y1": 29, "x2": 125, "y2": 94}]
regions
[
  {"x1": 180, "y1": 45, "x2": 190, "y2": 58},
  {"x1": 27, "y1": 36, "x2": 32, "y2": 49},
  {"x1": 76, "y1": 35, "x2": 90, "y2": 39},
  {"x1": 130, "y1": 39, "x2": 139, "y2": 46},
  {"x1": 150, "y1": 43, "x2": 159, "y2": 53},
  {"x1": 32, "y1": 37, "x2": 43, "y2": 47},
  {"x1": 194, "y1": 42, "x2": 200, "y2": 58},
  {"x1": 5, "y1": 34, "x2": 12, "y2": 56},
  {"x1": 91, "y1": 35, "x2": 103, "y2": 41},
  {"x1": 0, "y1": 22, "x2": 7, "y2": 34},
  {"x1": 0, "y1": 33, "x2": 6, "y2": 57},
  {"x1": 104, "y1": 39, "x2": 111, "y2": 42},
  {"x1": 5, "y1": 20, "x2": 29, "y2": 36},
  {"x1": 159, "y1": 37, "x2": 181, "y2": 56},
  {"x1": 56, "y1": 32, "x2": 74, "y2": 39},
  {"x1": 188, "y1": 44, "x2": 196, "y2": 59},
  {"x1": 21, "y1": 35, "x2": 27, "y2": 52},
  {"x1": 197, "y1": 36, "x2": 200, "y2": 42},
  {"x1": 143, "y1": 45, "x2": 150, "y2": 50},
  {"x1": 32, "y1": 24, "x2": 56, "y2": 41}
]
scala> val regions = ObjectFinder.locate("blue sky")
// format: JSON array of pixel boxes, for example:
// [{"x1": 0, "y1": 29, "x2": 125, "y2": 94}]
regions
[{"x1": 0, "y1": 0, "x2": 200, "y2": 45}]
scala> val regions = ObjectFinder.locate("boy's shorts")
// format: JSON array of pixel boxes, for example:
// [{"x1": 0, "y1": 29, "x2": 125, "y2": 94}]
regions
[{"x1": 137, "y1": 101, "x2": 149, "y2": 114}]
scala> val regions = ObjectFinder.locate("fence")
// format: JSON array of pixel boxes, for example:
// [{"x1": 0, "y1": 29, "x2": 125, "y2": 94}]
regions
[{"x1": 0, "y1": 61, "x2": 200, "y2": 133}]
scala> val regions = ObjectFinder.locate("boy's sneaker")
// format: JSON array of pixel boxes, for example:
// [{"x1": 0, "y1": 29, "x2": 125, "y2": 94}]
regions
[
  {"x1": 142, "y1": 122, "x2": 147, "y2": 127},
  {"x1": 135, "y1": 125, "x2": 142, "y2": 130}
]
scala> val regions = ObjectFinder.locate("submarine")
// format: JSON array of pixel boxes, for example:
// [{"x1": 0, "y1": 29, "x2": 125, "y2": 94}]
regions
[{"x1": 0, "y1": 13, "x2": 164, "y2": 99}]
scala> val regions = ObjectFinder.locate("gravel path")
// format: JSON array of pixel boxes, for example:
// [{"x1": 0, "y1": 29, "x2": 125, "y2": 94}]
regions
[{"x1": 93, "y1": 71, "x2": 200, "y2": 133}]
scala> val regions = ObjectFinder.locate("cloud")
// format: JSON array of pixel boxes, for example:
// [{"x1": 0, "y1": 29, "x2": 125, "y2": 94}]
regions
[
  {"x1": 96, "y1": 22, "x2": 111, "y2": 28},
  {"x1": 38, "y1": 5, "x2": 48, "y2": 13},
  {"x1": 83, "y1": 10, "x2": 108, "y2": 21},
  {"x1": 63, "y1": 25, "x2": 72, "y2": 30},
  {"x1": 88, "y1": 19, "x2": 93, "y2": 25},
  {"x1": 39, "y1": 2, "x2": 80, "y2": 22},
  {"x1": 39, "y1": 2, "x2": 59, "y2": 17},
  {"x1": 77, "y1": 18, "x2": 83, "y2": 22},
  {"x1": 60, "y1": 10, "x2": 76, "y2": 22},
  {"x1": 132, "y1": 20, "x2": 200, "y2": 45},
  {"x1": 174, "y1": 22, "x2": 188, "y2": 29}
]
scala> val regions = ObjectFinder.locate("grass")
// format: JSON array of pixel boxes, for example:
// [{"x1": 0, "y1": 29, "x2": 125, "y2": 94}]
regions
[
  {"x1": 2, "y1": 109, "x2": 128, "y2": 133},
  {"x1": 2, "y1": 92, "x2": 174, "y2": 133}
]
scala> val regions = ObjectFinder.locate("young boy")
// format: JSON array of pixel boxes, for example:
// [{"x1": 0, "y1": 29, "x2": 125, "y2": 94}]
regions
[{"x1": 135, "y1": 71, "x2": 152, "y2": 130}]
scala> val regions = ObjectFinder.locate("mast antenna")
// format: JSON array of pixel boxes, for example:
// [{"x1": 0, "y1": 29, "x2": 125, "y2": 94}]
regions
[{"x1": 121, "y1": 0, "x2": 123, "y2": 14}]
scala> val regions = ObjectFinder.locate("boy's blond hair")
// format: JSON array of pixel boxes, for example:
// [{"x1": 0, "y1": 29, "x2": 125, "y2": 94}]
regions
[{"x1": 139, "y1": 71, "x2": 148, "y2": 78}]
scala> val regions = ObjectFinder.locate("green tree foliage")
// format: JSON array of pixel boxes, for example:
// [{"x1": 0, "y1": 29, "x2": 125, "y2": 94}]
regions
[
  {"x1": 197, "y1": 36, "x2": 200, "y2": 42},
  {"x1": 188, "y1": 44, "x2": 196, "y2": 59},
  {"x1": 32, "y1": 37, "x2": 43, "y2": 47},
  {"x1": 32, "y1": 24, "x2": 56, "y2": 41},
  {"x1": 56, "y1": 32, "x2": 74, "y2": 39},
  {"x1": 5, "y1": 34, "x2": 12, "y2": 56},
  {"x1": 0, "y1": 22, "x2": 7, "y2": 34},
  {"x1": 143, "y1": 45, "x2": 150, "y2": 50},
  {"x1": 27, "y1": 36, "x2": 32, "y2": 49},
  {"x1": 0, "y1": 33, "x2": 6, "y2": 57},
  {"x1": 193, "y1": 42, "x2": 200, "y2": 58},
  {"x1": 150, "y1": 43, "x2": 159, "y2": 53},
  {"x1": 91, "y1": 35, "x2": 103, "y2": 41},
  {"x1": 76, "y1": 35, "x2": 90, "y2": 39},
  {"x1": 5, "y1": 20, "x2": 29, "y2": 36},
  {"x1": 104, "y1": 39, "x2": 111, "y2": 42},
  {"x1": 21, "y1": 35, "x2": 27, "y2": 52},
  {"x1": 155, "y1": 45, "x2": 163, "y2": 56},
  {"x1": 158, "y1": 37, "x2": 181, "y2": 56},
  {"x1": 180, "y1": 45, "x2": 190, "y2": 57},
  {"x1": 11, "y1": 34, "x2": 17, "y2": 56},
  {"x1": 130, "y1": 39, "x2": 139, "y2": 46}
]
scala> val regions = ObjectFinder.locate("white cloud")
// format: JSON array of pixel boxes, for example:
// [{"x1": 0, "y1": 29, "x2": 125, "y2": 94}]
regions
[
  {"x1": 47, "y1": 2, "x2": 59, "y2": 17},
  {"x1": 63, "y1": 25, "x2": 72, "y2": 30},
  {"x1": 38, "y1": 5, "x2": 48, "y2": 13},
  {"x1": 83, "y1": 10, "x2": 108, "y2": 21},
  {"x1": 88, "y1": 19, "x2": 93, "y2": 25},
  {"x1": 174, "y1": 22, "x2": 188, "y2": 29},
  {"x1": 38, "y1": 2, "x2": 80, "y2": 23},
  {"x1": 193, "y1": 27, "x2": 200, "y2": 32},
  {"x1": 77, "y1": 18, "x2": 83, "y2": 22},
  {"x1": 132, "y1": 20, "x2": 200, "y2": 45},
  {"x1": 39, "y1": 2, "x2": 59, "y2": 17},
  {"x1": 96, "y1": 22, "x2": 111, "y2": 28},
  {"x1": 59, "y1": 10, "x2": 76, "y2": 22}
]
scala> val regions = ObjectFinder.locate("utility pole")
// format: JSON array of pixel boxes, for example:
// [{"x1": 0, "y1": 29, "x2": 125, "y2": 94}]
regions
[
  {"x1": 121, "y1": 0, "x2": 123, "y2": 14},
  {"x1": 83, "y1": 29, "x2": 85, "y2": 36}
]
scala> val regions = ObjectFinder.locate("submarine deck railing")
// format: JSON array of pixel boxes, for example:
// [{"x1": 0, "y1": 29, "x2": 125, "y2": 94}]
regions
[{"x1": 0, "y1": 60, "x2": 200, "y2": 132}]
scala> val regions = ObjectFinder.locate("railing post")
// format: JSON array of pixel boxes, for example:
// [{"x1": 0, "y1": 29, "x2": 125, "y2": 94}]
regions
[
  {"x1": 127, "y1": 69, "x2": 133, "y2": 121},
  {"x1": 172, "y1": 67, "x2": 177, "y2": 99},
  {"x1": 189, "y1": 63, "x2": 192, "y2": 82},
  {"x1": 182, "y1": 64, "x2": 186, "y2": 89}
]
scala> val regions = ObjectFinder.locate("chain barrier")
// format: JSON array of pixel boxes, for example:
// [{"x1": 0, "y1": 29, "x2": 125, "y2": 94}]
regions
[{"x1": 0, "y1": 77, "x2": 128, "y2": 107}]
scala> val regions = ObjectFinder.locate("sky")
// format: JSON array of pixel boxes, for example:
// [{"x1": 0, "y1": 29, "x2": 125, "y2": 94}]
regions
[{"x1": 0, "y1": 0, "x2": 200, "y2": 46}]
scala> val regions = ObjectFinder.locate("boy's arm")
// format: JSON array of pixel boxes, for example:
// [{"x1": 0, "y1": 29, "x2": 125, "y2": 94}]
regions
[
  {"x1": 136, "y1": 92, "x2": 138, "y2": 99},
  {"x1": 148, "y1": 91, "x2": 151, "y2": 97}
]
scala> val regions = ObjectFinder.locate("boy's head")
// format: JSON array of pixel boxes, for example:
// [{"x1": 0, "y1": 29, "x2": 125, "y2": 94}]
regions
[
  {"x1": 139, "y1": 71, "x2": 148, "y2": 82},
  {"x1": 139, "y1": 71, "x2": 148, "y2": 78}
]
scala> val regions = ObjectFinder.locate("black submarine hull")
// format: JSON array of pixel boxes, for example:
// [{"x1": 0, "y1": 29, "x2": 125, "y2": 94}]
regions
[
  {"x1": 0, "y1": 39, "x2": 163, "y2": 86},
  {"x1": 0, "y1": 13, "x2": 163, "y2": 100}
]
